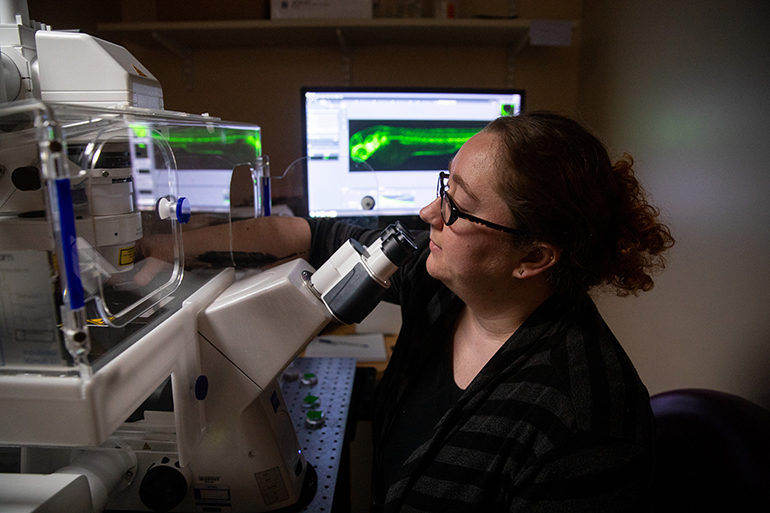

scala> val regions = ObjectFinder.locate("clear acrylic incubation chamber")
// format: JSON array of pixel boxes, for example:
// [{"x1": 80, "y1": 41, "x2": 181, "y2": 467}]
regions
[{"x1": 0, "y1": 100, "x2": 263, "y2": 448}]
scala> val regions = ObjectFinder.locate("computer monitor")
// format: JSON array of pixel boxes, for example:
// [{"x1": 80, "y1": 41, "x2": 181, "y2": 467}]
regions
[{"x1": 300, "y1": 87, "x2": 524, "y2": 224}]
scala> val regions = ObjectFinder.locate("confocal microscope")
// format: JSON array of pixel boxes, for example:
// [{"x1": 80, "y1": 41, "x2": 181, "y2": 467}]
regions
[{"x1": 0, "y1": 1, "x2": 415, "y2": 510}]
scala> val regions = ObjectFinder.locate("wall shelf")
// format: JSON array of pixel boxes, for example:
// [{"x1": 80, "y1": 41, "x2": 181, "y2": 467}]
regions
[
  {"x1": 96, "y1": 18, "x2": 532, "y2": 49},
  {"x1": 95, "y1": 18, "x2": 578, "y2": 89}
]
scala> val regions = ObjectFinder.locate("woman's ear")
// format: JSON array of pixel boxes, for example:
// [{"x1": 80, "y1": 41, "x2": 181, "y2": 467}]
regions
[{"x1": 514, "y1": 243, "x2": 561, "y2": 279}]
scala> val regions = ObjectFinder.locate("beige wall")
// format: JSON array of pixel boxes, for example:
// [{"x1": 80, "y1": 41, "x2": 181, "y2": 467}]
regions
[{"x1": 578, "y1": 0, "x2": 770, "y2": 408}]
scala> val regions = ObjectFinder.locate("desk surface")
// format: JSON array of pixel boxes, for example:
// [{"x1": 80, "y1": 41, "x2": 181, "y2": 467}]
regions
[{"x1": 316, "y1": 323, "x2": 396, "y2": 380}]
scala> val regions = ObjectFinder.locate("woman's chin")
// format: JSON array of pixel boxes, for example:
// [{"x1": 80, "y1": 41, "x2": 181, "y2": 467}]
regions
[{"x1": 425, "y1": 256, "x2": 444, "y2": 282}]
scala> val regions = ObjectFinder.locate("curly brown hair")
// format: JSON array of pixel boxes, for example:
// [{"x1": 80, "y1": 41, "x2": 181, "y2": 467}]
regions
[{"x1": 483, "y1": 112, "x2": 674, "y2": 297}]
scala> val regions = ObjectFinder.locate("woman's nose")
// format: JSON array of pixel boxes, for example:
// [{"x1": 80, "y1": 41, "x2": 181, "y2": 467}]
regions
[{"x1": 420, "y1": 197, "x2": 442, "y2": 228}]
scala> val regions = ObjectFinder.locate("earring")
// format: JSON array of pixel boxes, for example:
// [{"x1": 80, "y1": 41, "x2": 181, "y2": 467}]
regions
[{"x1": 519, "y1": 269, "x2": 525, "y2": 276}]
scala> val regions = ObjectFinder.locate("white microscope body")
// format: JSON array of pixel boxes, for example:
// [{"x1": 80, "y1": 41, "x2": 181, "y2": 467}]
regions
[{"x1": 11, "y1": 224, "x2": 413, "y2": 512}]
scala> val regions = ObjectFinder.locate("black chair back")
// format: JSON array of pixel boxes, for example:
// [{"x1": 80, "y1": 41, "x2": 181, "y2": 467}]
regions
[{"x1": 651, "y1": 389, "x2": 770, "y2": 512}]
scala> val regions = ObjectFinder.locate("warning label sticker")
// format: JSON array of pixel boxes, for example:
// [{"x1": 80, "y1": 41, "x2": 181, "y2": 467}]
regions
[{"x1": 119, "y1": 246, "x2": 135, "y2": 266}]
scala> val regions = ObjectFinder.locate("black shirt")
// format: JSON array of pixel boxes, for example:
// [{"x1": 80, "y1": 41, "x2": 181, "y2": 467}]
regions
[{"x1": 380, "y1": 325, "x2": 464, "y2": 494}]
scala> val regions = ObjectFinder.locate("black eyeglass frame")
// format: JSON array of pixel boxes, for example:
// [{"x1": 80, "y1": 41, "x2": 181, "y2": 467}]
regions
[{"x1": 437, "y1": 172, "x2": 523, "y2": 235}]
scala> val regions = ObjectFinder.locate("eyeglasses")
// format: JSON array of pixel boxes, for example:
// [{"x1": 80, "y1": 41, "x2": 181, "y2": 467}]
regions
[{"x1": 437, "y1": 172, "x2": 523, "y2": 235}]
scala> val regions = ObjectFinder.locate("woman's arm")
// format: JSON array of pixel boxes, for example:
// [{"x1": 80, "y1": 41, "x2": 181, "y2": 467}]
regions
[
  {"x1": 135, "y1": 216, "x2": 311, "y2": 285},
  {"x1": 181, "y1": 216, "x2": 311, "y2": 268}
]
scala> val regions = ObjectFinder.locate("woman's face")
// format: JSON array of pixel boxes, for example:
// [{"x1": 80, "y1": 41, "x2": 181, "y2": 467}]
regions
[{"x1": 420, "y1": 131, "x2": 524, "y2": 295}]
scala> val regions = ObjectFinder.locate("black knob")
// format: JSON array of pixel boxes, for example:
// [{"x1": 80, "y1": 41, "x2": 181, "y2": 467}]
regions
[{"x1": 11, "y1": 166, "x2": 41, "y2": 191}]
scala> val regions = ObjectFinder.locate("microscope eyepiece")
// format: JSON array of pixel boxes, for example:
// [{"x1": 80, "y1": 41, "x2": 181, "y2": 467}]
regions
[{"x1": 379, "y1": 221, "x2": 417, "y2": 267}]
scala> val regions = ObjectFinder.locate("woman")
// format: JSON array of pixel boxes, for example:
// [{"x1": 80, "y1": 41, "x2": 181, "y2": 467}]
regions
[
  {"x1": 140, "y1": 111, "x2": 673, "y2": 512},
  {"x1": 308, "y1": 112, "x2": 673, "y2": 512}
]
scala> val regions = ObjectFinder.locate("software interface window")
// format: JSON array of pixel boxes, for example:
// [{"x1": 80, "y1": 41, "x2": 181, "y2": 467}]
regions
[{"x1": 303, "y1": 89, "x2": 523, "y2": 218}]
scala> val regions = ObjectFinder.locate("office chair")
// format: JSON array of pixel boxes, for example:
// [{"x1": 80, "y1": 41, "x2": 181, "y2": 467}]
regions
[{"x1": 650, "y1": 388, "x2": 770, "y2": 512}]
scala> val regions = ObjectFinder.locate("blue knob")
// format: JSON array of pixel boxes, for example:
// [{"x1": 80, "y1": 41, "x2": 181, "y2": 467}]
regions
[
  {"x1": 176, "y1": 197, "x2": 191, "y2": 224},
  {"x1": 195, "y1": 375, "x2": 208, "y2": 400}
]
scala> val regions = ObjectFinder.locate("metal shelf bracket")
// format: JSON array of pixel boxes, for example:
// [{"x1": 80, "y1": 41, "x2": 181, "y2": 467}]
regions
[
  {"x1": 152, "y1": 32, "x2": 194, "y2": 90},
  {"x1": 335, "y1": 27, "x2": 352, "y2": 86}
]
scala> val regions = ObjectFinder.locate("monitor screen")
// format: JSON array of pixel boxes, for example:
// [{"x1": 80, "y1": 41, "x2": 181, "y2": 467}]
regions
[{"x1": 301, "y1": 87, "x2": 524, "y2": 222}]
